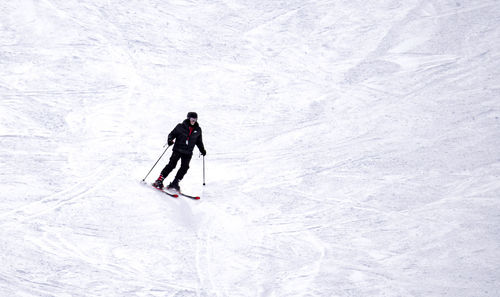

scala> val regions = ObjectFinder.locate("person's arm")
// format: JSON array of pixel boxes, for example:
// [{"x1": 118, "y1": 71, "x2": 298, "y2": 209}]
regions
[
  {"x1": 196, "y1": 129, "x2": 206, "y2": 156},
  {"x1": 167, "y1": 124, "x2": 180, "y2": 145}
]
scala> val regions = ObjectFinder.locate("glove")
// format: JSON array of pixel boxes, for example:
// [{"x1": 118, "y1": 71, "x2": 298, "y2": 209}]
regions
[
  {"x1": 168, "y1": 139, "x2": 174, "y2": 146},
  {"x1": 200, "y1": 149, "x2": 206, "y2": 156}
]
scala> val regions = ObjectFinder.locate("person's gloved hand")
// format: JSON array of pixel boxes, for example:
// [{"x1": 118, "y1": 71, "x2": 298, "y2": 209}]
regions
[
  {"x1": 168, "y1": 139, "x2": 174, "y2": 146},
  {"x1": 200, "y1": 149, "x2": 206, "y2": 156}
]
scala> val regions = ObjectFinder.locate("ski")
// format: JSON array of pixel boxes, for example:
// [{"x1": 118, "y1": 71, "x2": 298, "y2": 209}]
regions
[
  {"x1": 179, "y1": 192, "x2": 201, "y2": 200},
  {"x1": 164, "y1": 188, "x2": 200, "y2": 200},
  {"x1": 150, "y1": 184, "x2": 179, "y2": 198}
]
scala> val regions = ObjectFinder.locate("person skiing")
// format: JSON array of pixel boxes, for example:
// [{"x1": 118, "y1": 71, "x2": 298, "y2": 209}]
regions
[{"x1": 153, "y1": 112, "x2": 206, "y2": 191}]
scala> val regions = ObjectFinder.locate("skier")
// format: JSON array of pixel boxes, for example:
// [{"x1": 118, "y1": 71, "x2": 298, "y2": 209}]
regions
[{"x1": 153, "y1": 112, "x2": 206, "y2": 191}]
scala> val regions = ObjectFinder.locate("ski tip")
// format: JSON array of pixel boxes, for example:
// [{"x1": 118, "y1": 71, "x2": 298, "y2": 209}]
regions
[
  {"x1": 173, "y1": 194, "x2": 179, "y2": 198},
  {"x1": 195, "y1": 196, "x2": 200, "y2": 200}
]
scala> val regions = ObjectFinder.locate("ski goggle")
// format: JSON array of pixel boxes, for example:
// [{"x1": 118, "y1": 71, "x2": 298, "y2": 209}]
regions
[{"x1": 189, "y1": 117, "x2": 197, "y2": 122}]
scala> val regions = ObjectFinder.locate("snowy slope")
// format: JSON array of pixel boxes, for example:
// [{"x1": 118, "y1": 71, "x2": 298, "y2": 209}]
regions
[{"x1": 1, "y1": 0, "x2": 500, "y2": 296}]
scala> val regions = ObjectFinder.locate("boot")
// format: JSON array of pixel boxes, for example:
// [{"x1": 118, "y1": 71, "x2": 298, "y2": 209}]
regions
[
  {"x1": 153, "y1": 175, "x2": 164, "y2": 189},
  {"x1": 167, "y1": 178, "x2": 180, "y2": 191}
]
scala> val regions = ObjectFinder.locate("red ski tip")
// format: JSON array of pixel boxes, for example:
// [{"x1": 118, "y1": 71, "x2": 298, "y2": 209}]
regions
[{"x1": 195, "y1": 197, "x2": 200, "y2": 200}]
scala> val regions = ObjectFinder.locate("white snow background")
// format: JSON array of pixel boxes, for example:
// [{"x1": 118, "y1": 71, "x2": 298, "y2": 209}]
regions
[{"x1": 1, "y1": 0, "x2": 500, "y2": 296}]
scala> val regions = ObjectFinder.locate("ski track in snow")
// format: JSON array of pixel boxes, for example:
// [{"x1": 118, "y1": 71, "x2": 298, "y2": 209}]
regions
[{"x1": 1, "y1": 0, "x2": 500, "y2": 296}]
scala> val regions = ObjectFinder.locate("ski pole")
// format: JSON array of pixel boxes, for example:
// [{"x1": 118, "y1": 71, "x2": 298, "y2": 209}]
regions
[
  {"x1": 203, "y1": 155, "x2": 206, "y2": 186},
  {"x1": 142, "y1": 145, "x2": 172, "y2": 182}
]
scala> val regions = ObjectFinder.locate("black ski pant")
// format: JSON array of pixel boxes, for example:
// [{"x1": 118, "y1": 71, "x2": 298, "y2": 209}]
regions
[{"x1": 160, "y1": 151, "x2": 192, "y2": 181}]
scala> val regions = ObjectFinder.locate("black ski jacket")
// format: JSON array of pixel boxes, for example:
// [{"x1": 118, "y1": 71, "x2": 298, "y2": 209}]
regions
[{"x1": 168, "y1": 119, "x2": 205, "y2": 156}]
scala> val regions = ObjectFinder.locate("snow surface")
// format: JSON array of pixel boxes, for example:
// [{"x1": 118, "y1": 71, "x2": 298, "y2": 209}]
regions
[{"x1": 1, "y1": 0, "x2": 500, "y2": 296}]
